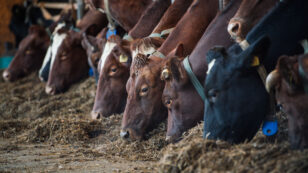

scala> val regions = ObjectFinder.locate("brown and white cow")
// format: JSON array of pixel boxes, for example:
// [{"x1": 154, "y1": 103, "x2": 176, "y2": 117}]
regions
[
  {"x1": 3, "y1": 11, "x2": 75, "y2": 82},
  {"x1": 228, "y1": 0, "x2": 278, "y2": 43},
  {"x1": 266, "y1": 50, "x2": 308, "y2": 149},
  {"x1": 121, "y1": 0, "x2": 219, "y2": 140},
  {"x1": 42, "y1": 10, "x2": 108, "y2": 94}
]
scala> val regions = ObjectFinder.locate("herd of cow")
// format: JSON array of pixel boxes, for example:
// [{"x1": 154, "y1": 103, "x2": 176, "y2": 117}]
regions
[{"x1": 2, "y1": 0, "x2": 308, "y2": 149}]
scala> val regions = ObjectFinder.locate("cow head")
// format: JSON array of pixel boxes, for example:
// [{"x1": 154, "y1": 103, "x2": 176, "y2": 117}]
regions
[
  {"x1": 3, "y1": 26, "x2": 49, "y2": 82},
  {"x1": 121, "y1": 55, "x2": 167, "y2": 140},
  {"x1": 91, "y1": 35, "x2": 131, "y2": 119},
  {"x1": 266, "y1": 54, "x2": 308, "y2": 149},
  {"x1": 160, "y1": 44, "x2": 204, "y2": 143},
  {"x1": 203, "y1": 36, "x2": 270, "y2": 143},
  {"x1": 228, "y1": 0, "x2": 278, "y2": 43},
  {"x1": 45, "y1": 29, "x2": 89, "y2": 94}
]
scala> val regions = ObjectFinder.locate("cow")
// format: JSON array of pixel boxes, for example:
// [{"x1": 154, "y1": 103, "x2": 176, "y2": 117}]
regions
[
  {"x1": 266, "y1": 52, "x2": 308, "y2": 149},
  {"x1": 160, "y1": 0, "x2": 243, "y2": 143},
  {"x1": 120, "y1": 0, "x2": 219, "y2": 140},
  {"x1": 41, "y1": 10, "x2": 107, "y2": 94},
  {"x1": 90, "y1": 0, "x2": 170, "y2": 119},
  {"x1": 3, "y1": 11, "x2": 75, "y2": 82},
  {"x1": 203, "y1": 0, "x2": 308, "y2": 143},
  {"x1": 2, "y1": 26, "x2": 49, "y2": 82},
  {"x1": 228, "y1": 0, "x2": 278, "y2": 43},
  {"x1": 91, "y1": 35, "x2": 132, "y2": 119},
  {"x1": 86, "y1": 0, "x2": 152, "y2": 32}
]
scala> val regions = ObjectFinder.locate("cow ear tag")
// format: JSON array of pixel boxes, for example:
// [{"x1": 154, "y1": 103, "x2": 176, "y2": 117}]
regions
[
  {"x1": 88, "y1": 68, "x2": 94, "y2": 77},
  {"x1": 251, "y1": 56, "x2": 260, "y2": 67},
  {"x1": 106, "y1": 29, "x2": 117, "y2": 39},
  {"x1": 262, "y1": 120, "x2": 278, "y2": 136},
  {"x1": 119, "y1": 54, "x2": 128, "y2": 63}
]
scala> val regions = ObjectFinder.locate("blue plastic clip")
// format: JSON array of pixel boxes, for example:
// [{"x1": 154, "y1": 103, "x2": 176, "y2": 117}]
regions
[
  {"x1": 262, "y1": 120, "x2": 278, "y2": 136},
  {"x1": 106, "y1": 29, "x2": 117, "y2": 39},
  {"x1": 89, "y1": 68, "x2": 94, "y2": 77}
]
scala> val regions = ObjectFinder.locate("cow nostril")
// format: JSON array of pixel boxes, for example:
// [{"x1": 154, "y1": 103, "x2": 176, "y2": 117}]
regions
[
  {"x1": 45, "y1": 85, "x2": 55, "y2": 95},
  {"x1": 165, "y1": 136, "x2": 172, "y2": 142},
  {"x1": 120, "y1": 130, "x2": 129, "y2": 139},
  {"x1": 228, "y1": 22, "x2": 241, "y2": 36},
  {"x1": 91, "y1": 111, "x2": 102, "y2": 120},
  {"x1": 2, "y1": 71, "x2": 10, "y2": 81}
]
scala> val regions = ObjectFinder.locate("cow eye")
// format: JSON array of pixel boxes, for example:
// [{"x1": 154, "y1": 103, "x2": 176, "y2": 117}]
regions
[
  {"x1": 140, "y1": 85, "x2": 149, "y2": 96},
  {"x1": 141, "y1": 87, "x2": 148, "y2": 93},
  {"x1": 25, "y1": 49, "x2": 32, "y2": 55},
  {"x1": 208, "y1": 89, "x2": 218, "y2": 103},
  {"x1": 164, "y1": 98, "x2": 172, "y2": 108},
  {"x1": 111, "y1": 67, "x2": 117, "y2": 72}
]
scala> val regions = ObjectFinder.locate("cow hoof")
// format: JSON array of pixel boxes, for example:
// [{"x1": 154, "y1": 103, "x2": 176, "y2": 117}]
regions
[{"x1": 120, "y1": 130, "x2": 129, "y2": 139}]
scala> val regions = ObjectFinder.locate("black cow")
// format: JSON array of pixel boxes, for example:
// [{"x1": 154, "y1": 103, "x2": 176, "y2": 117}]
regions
[{"x1": 203, "y1": 0, "x2": 308, "y2": 143}]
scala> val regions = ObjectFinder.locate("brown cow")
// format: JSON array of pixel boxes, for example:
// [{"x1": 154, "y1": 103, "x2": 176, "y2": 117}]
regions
[
  {"x1": 2, "y1": 26, "x2": 49, "y2": 82},
  {"x1": 120, "y1": 0, "x2": 219, "y2": 140},
  {"x1": 86, "y1": 0, "x2": 152, "y2": 32},
  {"x1": 90, "y1": 0, "x2": 170, "y2": 119},
  {"x1": 266, "y1": 52, "x2": 308, "y2": 149},
  {"x1": 228, "y1": 0, "x2": 278, "y2": 43},
  {"x1": 45, "y1": 10, "x2": 107, "y2": 94},
  {"x1": 91, "y1": 35, "x2": 131, "y2": 119}
]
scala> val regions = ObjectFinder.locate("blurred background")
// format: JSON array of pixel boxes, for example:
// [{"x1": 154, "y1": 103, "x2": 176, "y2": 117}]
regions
[{"x1": 0, "y1": 0, "x2": 78, "y2": 58}]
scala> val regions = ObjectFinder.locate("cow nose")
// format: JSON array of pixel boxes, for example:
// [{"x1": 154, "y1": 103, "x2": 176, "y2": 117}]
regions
[
  {"x1": 2, "y1": 70, "x2": 10, "y2": 81},
  {"x1": 91, "y1": 111, "x2": 102, "y2": 120},
  {"x1": 120, "y1": 130, "x2": 129, "y2": 139},
  {"x1": 228, "y1": 21, "x2": 241, "y2": 37},
  {"x1": 45, "y1": 85, "x2": 56, "y2": 95},
  {"x1": 165, "y1": 136, "x2": 172, "y2": 143}
]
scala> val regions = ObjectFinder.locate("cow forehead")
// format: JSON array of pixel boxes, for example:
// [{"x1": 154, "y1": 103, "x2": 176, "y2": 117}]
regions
[
  {"x1": 99, "y1": 41, "x2": 117, "y2": 73},
  {"x1": 132, "y1": 45, "x2": 156, "y2": 60}
]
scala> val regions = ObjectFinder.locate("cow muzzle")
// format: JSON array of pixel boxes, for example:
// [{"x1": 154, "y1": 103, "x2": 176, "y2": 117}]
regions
[
  {"x1": 45, "y1": 85, "x2": 56, "y2": 95},
  {"x1": 2, "y1": 70, "x2": 10, "y2": 81}
]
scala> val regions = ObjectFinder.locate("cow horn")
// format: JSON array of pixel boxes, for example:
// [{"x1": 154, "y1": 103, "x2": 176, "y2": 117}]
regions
[
  {"x1": 265, "y1": 69, "x2": 280, "y2": 93},
  {"x1": 161, "y1": 68, "x2": 170, "y2": 80}
]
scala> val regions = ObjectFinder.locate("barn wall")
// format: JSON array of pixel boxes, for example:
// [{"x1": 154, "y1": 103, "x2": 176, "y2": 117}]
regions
[{"x1": 0, "y1": 0, "x2": 24, "y2": 56}]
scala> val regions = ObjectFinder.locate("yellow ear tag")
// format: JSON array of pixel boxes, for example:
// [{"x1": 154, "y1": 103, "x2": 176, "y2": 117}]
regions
[
  {"x1": 119, "y1": 54, "x2": 128, "y2": 63},
  {"x1": 251, "y1": 56, "x2": 260, "y2": 67}
]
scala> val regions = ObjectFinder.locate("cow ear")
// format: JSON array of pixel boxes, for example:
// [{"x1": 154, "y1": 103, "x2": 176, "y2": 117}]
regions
[
  {"x1": 167, "y1": 56, "x2": 187, "y2": 84},
  {"x1": 239, "y1": 35, "x2": 271, "y2": 68},
  {"x1": 97, "y1": 27, "x2": 108, "y2": 40},
  {"x1": 206, "y1": 46, "x2": 227, "y2": 63},
  {"x1": 278, "y1": 55, "x2": 301, "y2": 87},
  {"x1": 174, "y1": 43, "x2": 184, "y2": 57}
]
